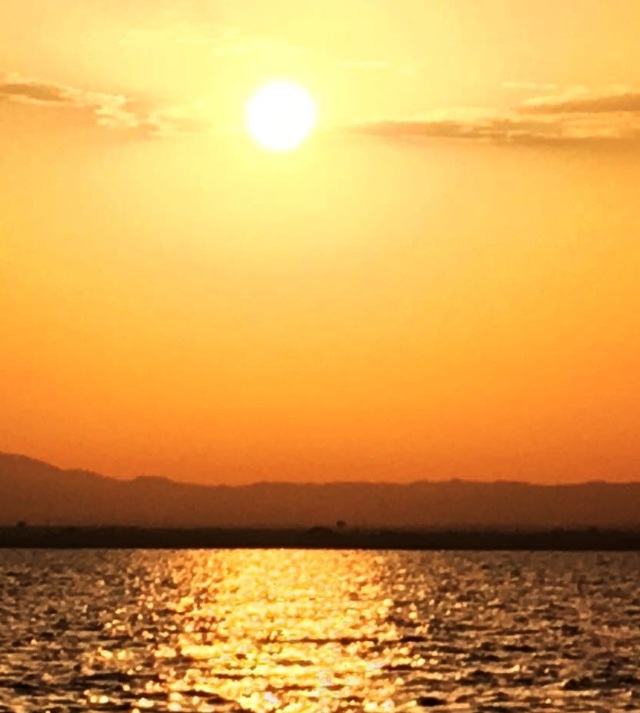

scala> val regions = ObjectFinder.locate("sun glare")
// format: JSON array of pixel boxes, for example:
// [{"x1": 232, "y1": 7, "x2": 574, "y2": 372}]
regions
[{"x1": 246, "y1": 81, "x2": 317, "y2": 152}]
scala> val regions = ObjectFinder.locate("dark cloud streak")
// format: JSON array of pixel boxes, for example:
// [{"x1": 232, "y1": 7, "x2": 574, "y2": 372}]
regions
[
  {"x1": 0, "y1": 80, "x2": 73, "y2": 104},
  {"x1": 3, "y1": 72, "x2": 640, "y2": 147},
  {"x1": 520, "y1": 88, "x2": 640, "y2": 115},
  {"x1": 0, "y1": 73, "x2": 210, "y2": 137},
  {"x1": 350, "y1": 86, "x2": 640, "y2": 146}
]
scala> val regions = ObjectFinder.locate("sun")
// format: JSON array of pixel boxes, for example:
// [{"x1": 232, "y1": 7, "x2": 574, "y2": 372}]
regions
[{"x1": 246, "y1": 80, "x2": 317, "y2": 152}]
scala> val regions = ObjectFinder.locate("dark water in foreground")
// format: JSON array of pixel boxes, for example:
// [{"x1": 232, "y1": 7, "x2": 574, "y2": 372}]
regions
[{"x1": 1, "y1": 551, "x2": 639, "y2": 713}]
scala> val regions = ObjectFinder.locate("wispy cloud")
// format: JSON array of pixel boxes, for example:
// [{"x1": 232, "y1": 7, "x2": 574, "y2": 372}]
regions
[
  {"x1": 5, "y1": 70, "x2": 640, "y2": 148},
  {"x1": 519, "y1": 86, "x2": 640, "y2": 115},
  {"x1": 0, "y1": 79, "x2": 78, "y2": 105},
  {"x1": 350, "y1": 86, "x2": 640, "y2": 146},
  {"x1": 0, "y1": 73, "x2": 210, "y2": 137},
  {"x1": 123, "y1": 19, "x2": 398, "y2": 78},
  {"x1": 121, "y1": 21, "x2": 305, "y2": 60}
]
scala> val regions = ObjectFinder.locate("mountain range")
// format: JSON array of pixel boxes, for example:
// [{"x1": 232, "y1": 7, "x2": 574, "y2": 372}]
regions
[{"x1": 1, "y1": 452, "x2": 639, "y2": 529}]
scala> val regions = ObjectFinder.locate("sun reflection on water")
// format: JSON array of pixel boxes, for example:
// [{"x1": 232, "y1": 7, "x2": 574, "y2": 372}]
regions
[
  {"x1": 4, "y1": 549, "x2": 639, "y2": 712},
  {"x1": 149, "y1": 550, "x2": 402, "y2": 712}
]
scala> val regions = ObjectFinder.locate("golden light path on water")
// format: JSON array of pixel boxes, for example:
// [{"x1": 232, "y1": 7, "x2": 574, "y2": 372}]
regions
[
  {"x1": 3, "y1": 549, "x2": 640, "y2": 712},
  {"x1": 138, "y1": 550, "x2": 409, "y2": 713}
]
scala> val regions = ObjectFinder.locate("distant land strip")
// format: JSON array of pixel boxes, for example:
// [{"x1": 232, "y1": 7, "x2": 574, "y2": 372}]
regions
[
  {"x1": 2, "y1": 526, "x2": 640, "y2": 551},
  {"x1": 3, "y1": 453, "x2": 640, "y2": 532}
]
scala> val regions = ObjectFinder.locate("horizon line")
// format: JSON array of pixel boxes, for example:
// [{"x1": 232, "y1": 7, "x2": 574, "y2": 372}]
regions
[{"x1": 2, "y1": 451, "x2": 639, "y2": 489}]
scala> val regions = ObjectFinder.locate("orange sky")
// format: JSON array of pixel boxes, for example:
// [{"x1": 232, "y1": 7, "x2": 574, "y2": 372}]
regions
[{"x1": 1, "y1": 0, "x2": 640, "y2": 483}]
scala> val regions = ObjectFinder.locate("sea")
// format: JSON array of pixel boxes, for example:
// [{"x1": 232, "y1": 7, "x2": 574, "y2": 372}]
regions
[{"x1": 1, "y1": 549, "x2": 639, "y2": 713}]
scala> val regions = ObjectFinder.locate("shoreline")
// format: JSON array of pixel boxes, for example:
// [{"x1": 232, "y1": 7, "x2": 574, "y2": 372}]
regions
[{"x1": 2, "y1": 526, "x2": 640, "y2": 551}]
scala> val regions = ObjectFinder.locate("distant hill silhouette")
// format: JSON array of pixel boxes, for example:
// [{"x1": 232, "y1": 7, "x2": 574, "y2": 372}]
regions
[{"x1": 1, "y1": 452, "x2": 639, "y2": 529}]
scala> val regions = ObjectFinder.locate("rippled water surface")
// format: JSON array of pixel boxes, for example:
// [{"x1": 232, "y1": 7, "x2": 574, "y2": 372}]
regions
[{"x1": 1, "y1": 550, "x2": 640, "y2": 712}]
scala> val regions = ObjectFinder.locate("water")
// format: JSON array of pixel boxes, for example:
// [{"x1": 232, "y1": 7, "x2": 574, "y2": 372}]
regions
[{"x1": 1, "y1": 550, "x2": 639, "y2": 713}]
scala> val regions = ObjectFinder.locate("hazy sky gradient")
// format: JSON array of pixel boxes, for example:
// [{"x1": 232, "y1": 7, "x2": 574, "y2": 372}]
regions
[{"x1": 2, "y1": 0, "x2": 639, "y2": 483}]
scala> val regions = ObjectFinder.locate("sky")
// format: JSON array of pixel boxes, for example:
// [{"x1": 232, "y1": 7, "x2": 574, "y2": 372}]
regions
[{"x1": 1, "y1": 0, "x2": 640, "y2": 484}]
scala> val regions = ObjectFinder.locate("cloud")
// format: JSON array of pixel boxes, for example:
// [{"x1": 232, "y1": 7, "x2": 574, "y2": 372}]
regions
[
  {"x1": 5, "y1": 70, "x2": 640, "y2": 148},
  {"x1": 519, "y1": 86, "x2": 640, "y2": 115},
  {"x1": 122, "y1": 18, "x2": 416, "y2": 83},
  {"x1": 0, "y1": 79, "x2": 76, "y2": 105},
  {"x1": 350, "y1": 113, "x2": 558, "y2": 143},
  {"x1": 0, "y1": 73, "x2": 210, "y2": 137},
  {"x1": 122, "y1": 21, "x2": 305, "y2": 60},
  {"x1": 349, "y1": 86, "x2": 640, "y2": 147}
]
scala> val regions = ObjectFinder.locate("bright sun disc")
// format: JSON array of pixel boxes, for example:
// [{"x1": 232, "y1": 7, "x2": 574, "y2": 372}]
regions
[{"x1": 246, "y1": 81, "x2": 316, "y2": 152}]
